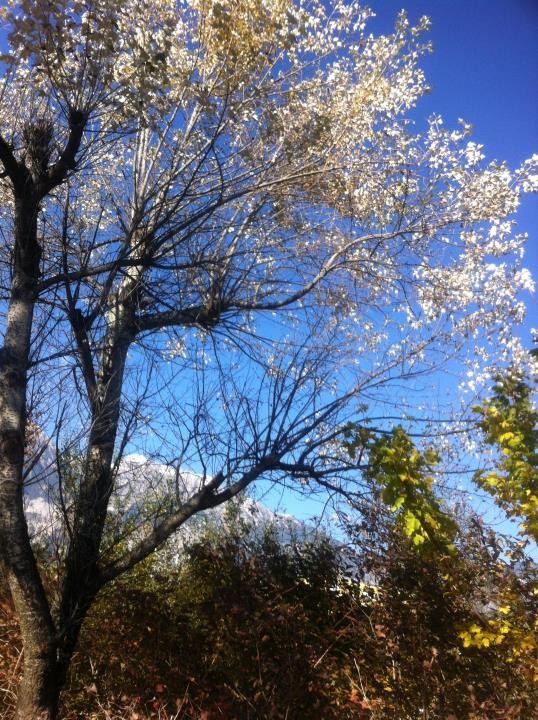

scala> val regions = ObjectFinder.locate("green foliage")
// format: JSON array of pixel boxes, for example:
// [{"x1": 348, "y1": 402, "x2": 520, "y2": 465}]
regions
[
  {"x1": 345, "y1": 504, "x2": 537, "y2": 719},
  {"x1": 473, "y1": 372, "x2": 538, "y2": 541},
  {"x1": 344, "y1": 424, "x2": 457, "y2": 551}
]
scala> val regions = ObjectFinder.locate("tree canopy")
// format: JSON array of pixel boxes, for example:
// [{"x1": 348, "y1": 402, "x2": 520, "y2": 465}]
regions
[{"x1": 0, "y1": 1, "x2": 536, "y2": 717}]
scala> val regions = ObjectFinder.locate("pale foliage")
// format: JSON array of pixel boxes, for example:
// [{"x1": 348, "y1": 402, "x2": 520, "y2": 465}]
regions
[{"x1": 0, "y1": 0, "x2": 535, "y2": 498}]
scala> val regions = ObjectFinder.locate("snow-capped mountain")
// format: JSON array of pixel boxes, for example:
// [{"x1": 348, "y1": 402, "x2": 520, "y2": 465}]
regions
[{"x1": 23, "y1": 444, "x2": 314, "y2": 547}]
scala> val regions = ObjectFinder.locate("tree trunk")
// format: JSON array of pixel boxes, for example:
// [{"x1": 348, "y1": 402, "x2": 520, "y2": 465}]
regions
[
  {"x1": 0, "y1": 195, "x2": 61, "y2": 719},
  {"x1": 57, "y1": 305, "x2": 134, "y2": 688},
  {"x1": 0, "y1": 186, "x2": 140, "y2": 714},
  {"x1": 15, "y1": 599, "x2": 97, "y2": 720},
  {"x1": 14, "y1": 647, "x2": 61, "y2": 720},
  {"x1": 14, "y1": 611, "x2": 93, "y2": 720}
]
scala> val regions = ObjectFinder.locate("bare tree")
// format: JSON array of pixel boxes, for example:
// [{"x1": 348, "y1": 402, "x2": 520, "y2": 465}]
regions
[{"x1": 0, "y1": 1, "x2": 535, "y2": 717}]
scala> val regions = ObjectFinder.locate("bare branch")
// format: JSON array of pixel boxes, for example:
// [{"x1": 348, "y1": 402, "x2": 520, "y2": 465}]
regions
[
  {"x1": 0, "y1": 133, "x2": 29, "y2": 192},
  {"x1": 40, "y1": 109, "x2": 87, "y2": 195}
]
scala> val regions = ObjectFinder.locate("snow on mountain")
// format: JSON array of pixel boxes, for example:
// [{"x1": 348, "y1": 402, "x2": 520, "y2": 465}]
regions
[
  {"x1": 23, "y1": 446, "x2": 315, "y2": 548},
  {"x1": 23, "y1": 433, "x2": 61, "y2": 539}
]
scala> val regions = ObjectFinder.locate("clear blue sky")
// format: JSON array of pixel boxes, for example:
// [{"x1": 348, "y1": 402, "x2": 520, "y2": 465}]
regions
[
  {"x1": 369, "y1": 0, "x2": 538, "y2": 346},
  {"x1": 269, "y1": 1, "x2": 538, "y2": 527},
  {"x1": 2, "y1": 2, "x2": 535, "y2": 531}
]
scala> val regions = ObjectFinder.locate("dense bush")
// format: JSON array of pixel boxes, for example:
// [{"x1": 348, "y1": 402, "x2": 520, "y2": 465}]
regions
[{"x1": 1, "y1": 510, "x2": 536, "y2": 719}]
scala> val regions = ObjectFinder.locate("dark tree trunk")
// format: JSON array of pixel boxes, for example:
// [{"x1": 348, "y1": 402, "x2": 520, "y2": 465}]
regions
[
  {"x1": 56, "y1": 305, "x2": 134, "y2": 699},
  {"x1": 0, "y1": 196, "x2": 61, "y2": 718},
  {"x1": 60, "y1": 309, "x2": 131, "y2": 567},
  {"x1": 0, "y1": 192, "x2": 103, "y2": 719},
  {"x1": 14, "y1": 648, "x2": 61, "y2": 720},
  {"x1": 0, "y1": 115, "x2": 87, "y2": 718}
]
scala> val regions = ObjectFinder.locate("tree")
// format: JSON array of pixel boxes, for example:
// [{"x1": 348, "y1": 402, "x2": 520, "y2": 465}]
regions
[
  {"x1": 0, "y1": 1, "x2": 535, "y2": 717},
  {"x1": 473, "y1": 371, "x2": 538, "y2": 542},
  {"x1": 342, "y1": 504, "x2": 537, "y2": 720}
]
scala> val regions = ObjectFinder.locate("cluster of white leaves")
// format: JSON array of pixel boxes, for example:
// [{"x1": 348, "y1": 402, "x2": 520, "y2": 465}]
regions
[{"x1": 0, "y1": 0, "x2": 535, "y2": 489}]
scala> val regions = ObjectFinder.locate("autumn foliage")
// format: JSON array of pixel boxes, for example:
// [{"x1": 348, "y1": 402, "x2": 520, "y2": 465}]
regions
[{"x1": 2, "y1": 507, "x2": 535, "y2": 720}]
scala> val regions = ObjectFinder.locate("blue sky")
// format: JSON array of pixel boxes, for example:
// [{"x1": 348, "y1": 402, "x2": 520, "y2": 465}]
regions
[
  {"x1": 1, "y1": 1, "x2": 534, "y2": 535},
  {"x1": 267, "y1": 1, "x2": 538, "y2": 527},
  {"x1": 369, "y1": 0, "x2": 538, "y2": 346}
]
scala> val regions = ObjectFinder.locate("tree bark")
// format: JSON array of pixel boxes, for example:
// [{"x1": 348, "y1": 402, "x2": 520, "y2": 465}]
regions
[
  {"x1": 0, "y1": 192, "x2": 103, "y2": 719},
  {"x1": 57, "y1": 295, "x2": 135, "y2": 679},
  {"x1": 0, "y1": 196, "x2": 61, "y2": 718},
  {"x1": 0, "y1": 114, "x2": 88, "y2": 718}
]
